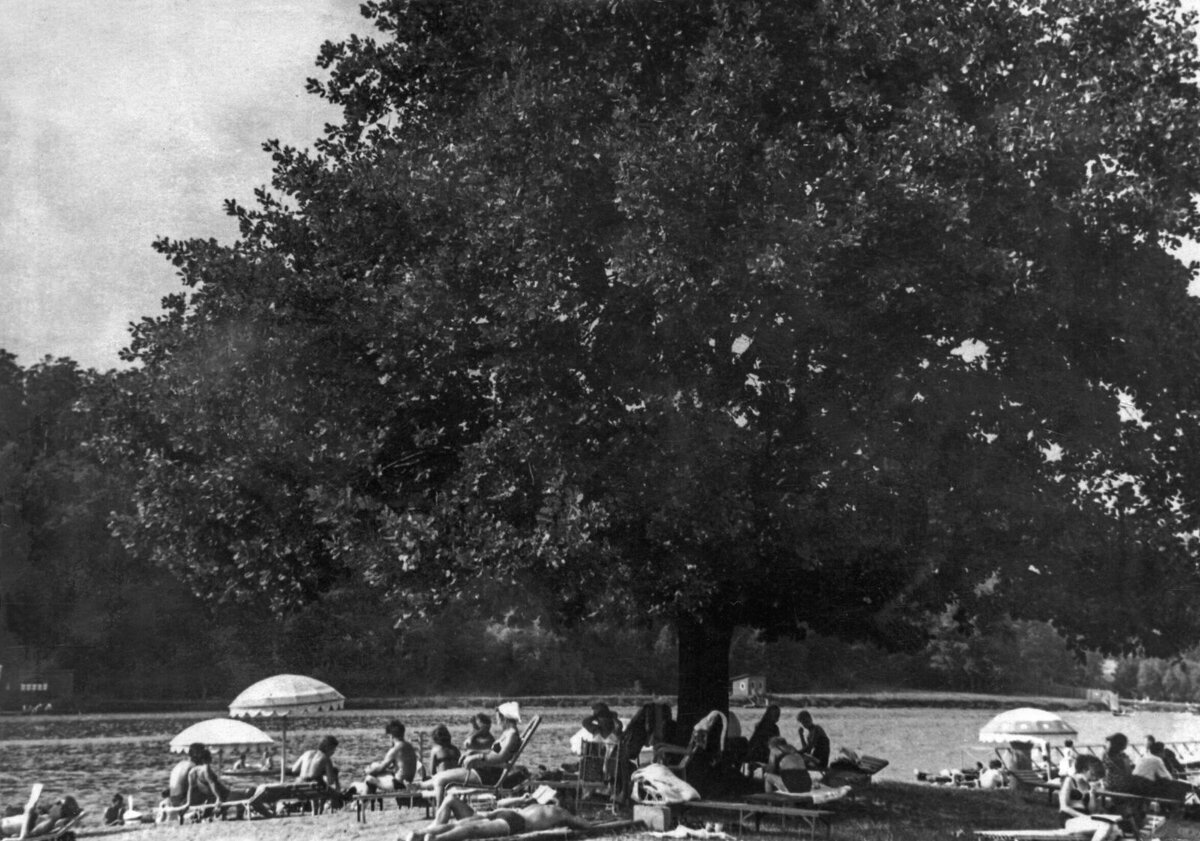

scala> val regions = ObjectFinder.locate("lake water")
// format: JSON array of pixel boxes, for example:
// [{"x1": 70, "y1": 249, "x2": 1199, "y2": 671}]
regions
[{"x1": 4, "y1": 704, "x2": 1198, "y2": 820}]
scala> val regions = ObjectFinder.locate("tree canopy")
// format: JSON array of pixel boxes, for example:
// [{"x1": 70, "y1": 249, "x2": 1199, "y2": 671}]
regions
[{"x1": 104, "y1": 0, "x2": 1200, "y2": 723}]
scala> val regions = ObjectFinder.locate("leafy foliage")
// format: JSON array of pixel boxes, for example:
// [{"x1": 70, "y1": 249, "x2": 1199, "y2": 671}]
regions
[{"x1": 96, "y1": 0, "x2": 1200, "y2": 717}]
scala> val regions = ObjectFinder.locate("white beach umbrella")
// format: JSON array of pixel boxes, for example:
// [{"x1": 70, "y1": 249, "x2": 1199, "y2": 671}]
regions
[
  {"x1": 978, "y1": 707, "x2": 1077, "y2": 743},
  {"x1": 169, "y1": 718, "x2": 275, "y2": 753},
  {"x1": 229, "y1": 674, "x2": 345, "y2": 781}
]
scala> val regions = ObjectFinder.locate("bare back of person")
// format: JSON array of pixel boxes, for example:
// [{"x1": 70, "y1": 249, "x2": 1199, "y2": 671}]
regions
[
  {"x1": 294, "y1": 749, "x2": 335, "y2": 785},
  {"x1": 188, "y1": 764, "x2": 230, "y2": 803},
  {"x1": 168, "y1": 759, "x2": 194, "y2": 806}
]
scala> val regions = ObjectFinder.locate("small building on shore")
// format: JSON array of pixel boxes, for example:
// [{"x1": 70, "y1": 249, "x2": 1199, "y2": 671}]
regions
[{"x1": 730, "y1": 674, "x2": 766, "y2": 704}]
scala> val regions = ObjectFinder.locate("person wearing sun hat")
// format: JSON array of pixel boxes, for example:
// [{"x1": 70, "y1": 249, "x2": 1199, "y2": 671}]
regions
[
  {"x1": 497, "y1": 701, "x2": 522, "y2": 724},
  {"x1": 417, "y1": 701, "x2": 526, "y2": 805}
]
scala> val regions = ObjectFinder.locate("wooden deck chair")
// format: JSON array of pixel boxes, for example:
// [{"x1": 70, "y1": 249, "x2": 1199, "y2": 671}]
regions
[
  {"x1": 441, "y1": 715, "x2": 543, "y2": 804},
  {"x1": 652, "y1": 711, "x2": 730, "y2": 783}
]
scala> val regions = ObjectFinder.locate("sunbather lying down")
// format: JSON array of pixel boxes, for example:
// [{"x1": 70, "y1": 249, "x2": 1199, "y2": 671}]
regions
[
  {"x1": 402, "y1": 793, "x2": 594, "y2": 841},
  {"x1": 0, "y1": 796, "x2": 82, "y2": 838}
]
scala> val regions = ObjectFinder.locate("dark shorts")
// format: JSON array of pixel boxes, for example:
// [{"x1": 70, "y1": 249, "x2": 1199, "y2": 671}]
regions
[
  {"x1": 476, "y1": 767, "x2": 505, "y2": 787},
  {"x1": 493, "y1": 810, "x2": 526, "y2": 835}
]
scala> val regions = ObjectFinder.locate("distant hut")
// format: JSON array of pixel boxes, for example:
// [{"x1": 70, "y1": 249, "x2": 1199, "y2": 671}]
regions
[{"x1": 730, "y1": 674, "x2": 766, "y2": 706}]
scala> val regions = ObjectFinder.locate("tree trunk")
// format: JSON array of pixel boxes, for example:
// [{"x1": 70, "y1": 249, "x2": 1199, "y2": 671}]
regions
[{"x1": 675, "y1": 611, "x2": 734, "y2": 733}]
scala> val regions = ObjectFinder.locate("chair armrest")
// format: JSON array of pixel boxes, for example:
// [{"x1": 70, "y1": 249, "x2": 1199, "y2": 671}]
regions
[{"x1": 653, "y1": 744, "x2": 689, "y2": 760}]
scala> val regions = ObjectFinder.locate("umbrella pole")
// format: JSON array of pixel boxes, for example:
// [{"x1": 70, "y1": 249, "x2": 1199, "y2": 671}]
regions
[{"x1": 280, "y1": 719, "x2": 288, "y2": 783}]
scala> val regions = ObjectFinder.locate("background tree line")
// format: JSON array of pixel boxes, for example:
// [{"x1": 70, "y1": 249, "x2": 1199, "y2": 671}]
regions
[{"x1": 0, "y1": 356, "x2": 1161, "y2": 706}]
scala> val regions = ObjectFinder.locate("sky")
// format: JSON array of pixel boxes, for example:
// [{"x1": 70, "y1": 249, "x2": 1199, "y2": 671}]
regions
[
  {"x1": 2, "y1": 3, "x2": 1200, "y2": 372},
  {"x1": 0, "y1": 0, "x2": 366, "y2": 371}
]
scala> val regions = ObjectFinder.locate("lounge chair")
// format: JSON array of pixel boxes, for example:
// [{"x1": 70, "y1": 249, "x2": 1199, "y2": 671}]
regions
[{"x1": 439, "y1": 715, "x2": 543, "y2": 805}]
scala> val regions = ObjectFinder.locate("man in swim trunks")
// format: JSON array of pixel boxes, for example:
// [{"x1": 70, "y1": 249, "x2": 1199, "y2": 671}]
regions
[{"x1": 403, "y1": 793, "x2": 595, "y2": 841}]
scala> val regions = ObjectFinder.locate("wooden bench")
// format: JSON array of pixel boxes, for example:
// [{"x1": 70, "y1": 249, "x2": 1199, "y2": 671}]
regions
[
  {"x1": 671, "y1": 799, "x2": 833, "y2": 840},
  {"x1": 1093, "y1": 787, "x2": 1188, "y2": 816},
  {"x1": 350, "y1": 790, "x2": 430, "y2": 823}
]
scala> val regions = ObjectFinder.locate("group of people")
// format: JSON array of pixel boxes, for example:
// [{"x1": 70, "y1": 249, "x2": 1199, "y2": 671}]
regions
[
  {"x1": 1052, "y1": 731, "x2": 1200, "y2": 841},
  {"x1": 9, "y1": 700, "x2": 843, "y2": 840},
  {"x1": 745, "y1": 706, "x2": 831, "y2": 795}
]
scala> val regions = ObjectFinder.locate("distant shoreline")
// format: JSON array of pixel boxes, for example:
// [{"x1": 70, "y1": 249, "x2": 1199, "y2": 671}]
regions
[{"x1": 20, "y1": 689, "x2": 1136, "y2": 715}]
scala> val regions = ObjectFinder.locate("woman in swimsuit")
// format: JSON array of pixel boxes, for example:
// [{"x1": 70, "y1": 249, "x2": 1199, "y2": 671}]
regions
[
  {"x1": 418, "y1": 704, "x2": 523, "y2": 805},
  {"x1": 1059, "y1": 755, "x2": 1122, "y2": 841},
  {"x1": 430, "y1": 724, "x2": 463, "y2": 775}
]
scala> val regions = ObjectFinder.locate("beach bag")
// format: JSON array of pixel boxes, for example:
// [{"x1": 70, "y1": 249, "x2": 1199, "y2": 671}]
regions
[{"x1": 631, "y1": 763, "x2": 701, "y2": 804}]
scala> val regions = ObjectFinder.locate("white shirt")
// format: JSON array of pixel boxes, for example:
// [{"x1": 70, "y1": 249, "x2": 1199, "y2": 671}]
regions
[
  {"x1": 979, "y1": 768, "x2": 1006, "y2": 789},
  {"x1": 1133, "y1": 755, "x2": 1172, "y2": 781}
]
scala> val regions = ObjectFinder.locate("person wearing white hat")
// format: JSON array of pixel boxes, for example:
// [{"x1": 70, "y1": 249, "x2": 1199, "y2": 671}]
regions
[{"x1": 416, "y1": 702, "x2": 525, "y2": 805}]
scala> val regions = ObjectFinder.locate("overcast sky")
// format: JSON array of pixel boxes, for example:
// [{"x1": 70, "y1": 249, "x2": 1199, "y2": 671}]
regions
[
  {"x1": 0, "y1": 0, "x2": 365, "y2": 370},
  {"x1": 2, "y1": 3, "x2": 1199, "y2": 372}
]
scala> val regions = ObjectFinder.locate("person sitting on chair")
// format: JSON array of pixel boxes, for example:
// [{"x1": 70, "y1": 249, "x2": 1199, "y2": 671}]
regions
[
  {"x1": 104, "y1": 793, "x2": 125, "y2": 826},
  {"x1": 189, "y1": 747, "x2": 235, "y2": 803},
  {"x1": 1131, "y1": 741, "x2": 1197, "y2": 802},
  {"x1": 796, "y1": 711, "x2": 830, "y2": 771},
  {"x1": 430, "y1": 724, "x2": 463, "y2": 775},
  {"x1": 167, "y1": 744, "x2": 206, "y2": 807},
  {"x1": 746, "y1": 705, "x2": 782, "y2": 766},
  {"x1": 403, "y1": 792, "x2": 594, "y2": 841},
  {"x1": 250, "y1": 735, "x2": 342, "y2": 816},
  {"x1": 581, "y1": 703, "x2": 623, "y2": 738},
  {"x1": 365, "y1": 720, "x2": 420, "y2": 792},
  {"x1": 1059, "y1": 754, "x2": 1121, "y2": 841},
  {"x1": 464, "y1": 713, "x2": 495, "y2": 752},
  {"x1": 1147, "y1": 736, "x2": 1187, "y2": 778},
  {"x1": 418, "y1": 703, "x2": 524, "y2": 805}
]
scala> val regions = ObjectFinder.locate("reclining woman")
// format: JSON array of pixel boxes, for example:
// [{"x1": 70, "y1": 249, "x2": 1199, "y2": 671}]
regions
[
  {"x1": 417, "y1": 702, "x2": 524, "y2": 805},
  {"x1": 0, "y1": 796, "x2": 83, "y2": 839},
  {"x1": 404, "y1": 792, "x2": 593, "y2": 841}
]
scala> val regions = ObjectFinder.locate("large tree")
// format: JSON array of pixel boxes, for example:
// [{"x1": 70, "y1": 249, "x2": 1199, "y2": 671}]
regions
[{"x1": 110, "y1": 0, "x2": 1200, "y2": 723}]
